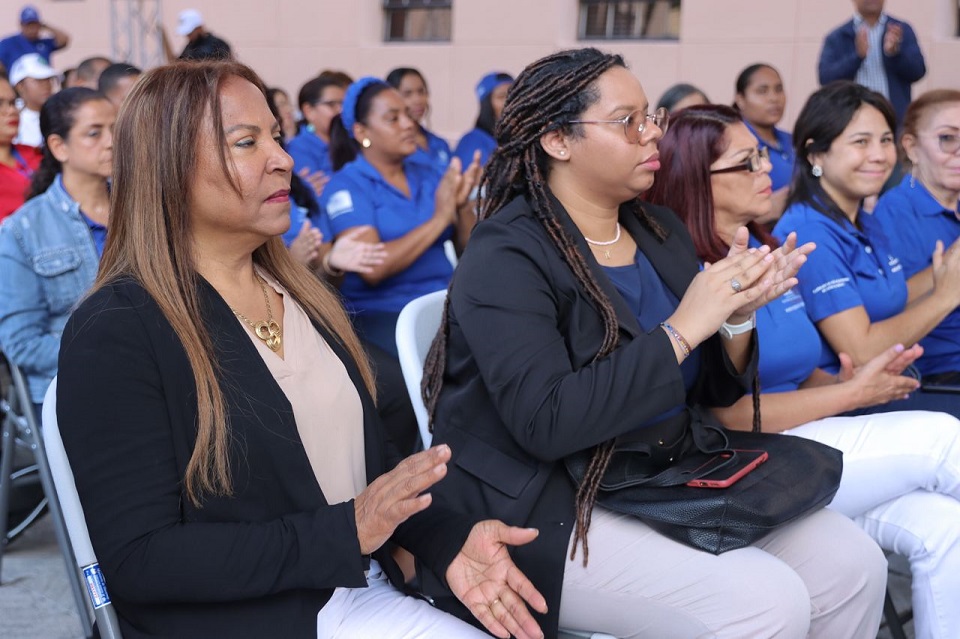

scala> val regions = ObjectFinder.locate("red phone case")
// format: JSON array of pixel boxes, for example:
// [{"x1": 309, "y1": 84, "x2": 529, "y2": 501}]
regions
[{"x1": 685, "y1": 449, "x2": 768, "y2": 488}]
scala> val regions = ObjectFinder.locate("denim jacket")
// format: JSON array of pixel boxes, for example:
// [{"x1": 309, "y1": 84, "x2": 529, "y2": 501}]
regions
[{"x1": 0, "y1": 176, "x2": 100, "y2": 403}]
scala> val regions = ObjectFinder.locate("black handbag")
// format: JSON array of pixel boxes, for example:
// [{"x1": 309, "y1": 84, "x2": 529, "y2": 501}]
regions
[{"x1": 564, "y1": 408, "x2": 843, "y2": 554}]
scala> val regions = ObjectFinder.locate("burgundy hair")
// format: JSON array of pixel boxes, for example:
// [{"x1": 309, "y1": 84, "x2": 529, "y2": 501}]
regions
[{"x1": 644, "y1": 104, "x2": 778, "y2": 263}]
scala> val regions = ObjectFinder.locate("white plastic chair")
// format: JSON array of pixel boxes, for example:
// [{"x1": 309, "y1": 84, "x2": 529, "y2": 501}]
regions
[
  {"x1": 42, "y1": 378, "x2": 124, "y2": 639},
  {"x1": 395, "y1": 292, "x2": 616, "y2": 639},
  {"x1": 395, "y1": 289, "x2": 447, "y2": 450}
]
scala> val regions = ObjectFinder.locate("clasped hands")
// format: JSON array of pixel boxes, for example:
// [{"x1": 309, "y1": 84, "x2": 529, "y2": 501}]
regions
[
  {"x1": 354, "y1": 444, "x2": 547, "y2": 639},
  {"x1": 669, "y1": 227, "x2": 816, "y2": 349}
]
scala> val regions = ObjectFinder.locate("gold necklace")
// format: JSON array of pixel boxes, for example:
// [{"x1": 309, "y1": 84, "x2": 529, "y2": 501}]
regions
[
  {"x1": 584, "y1": 223, "x2": 622, "y2": 260},
  {"x1": 232, "y1": 276, "x2": 282, "y2": 352}
]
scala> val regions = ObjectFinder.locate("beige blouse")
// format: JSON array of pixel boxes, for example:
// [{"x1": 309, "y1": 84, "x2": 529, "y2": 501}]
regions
[{"x1": 236, "y1": 272, "x2": 367, "y2": 505}]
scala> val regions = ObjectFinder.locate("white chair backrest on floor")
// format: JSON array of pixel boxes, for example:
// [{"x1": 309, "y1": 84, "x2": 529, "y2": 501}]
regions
[
  {"x1": 395, "y1": 289, "x2": 447, "y2": 449},
  {"x1": 42, "y1": 378, "x2": 124, "y2": 639},
  {"x1": 395, "y1": 293, "x2": 618, "y2": 639}
]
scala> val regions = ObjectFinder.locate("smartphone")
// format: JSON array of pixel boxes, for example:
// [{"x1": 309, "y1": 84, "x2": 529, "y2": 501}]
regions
[
  {"x1": 684, "y1": 449, "x2": 768, "y2": 488},
  {"x1": 920, "y1": 371, "x2": 960, "y2": 394}
]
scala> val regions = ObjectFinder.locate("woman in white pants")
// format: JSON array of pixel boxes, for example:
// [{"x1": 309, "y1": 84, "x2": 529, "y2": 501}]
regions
[{"x1": 646, "y1": 102, "x2": 960, "y2": 639}]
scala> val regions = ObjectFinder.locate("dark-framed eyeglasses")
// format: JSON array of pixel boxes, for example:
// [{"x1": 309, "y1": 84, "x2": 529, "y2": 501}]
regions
[
  {"x1": 710, "y1": 147, "x2": 771, "y2": 175},
  {"x1": 933, "y1": 133, "x2": 960, "y2": 155},
  {"x1": 568, "y1": 106, "x2": 669, "y2": 143}
]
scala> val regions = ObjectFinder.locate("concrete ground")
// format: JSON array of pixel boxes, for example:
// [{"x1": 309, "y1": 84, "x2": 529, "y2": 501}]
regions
[{"x1": 0, "y1": 513, "x2": 915, "y2": 639}]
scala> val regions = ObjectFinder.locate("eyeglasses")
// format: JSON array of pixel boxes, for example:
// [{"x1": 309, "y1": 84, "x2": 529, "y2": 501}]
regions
[
  {"x1": 568, "y1": 106, "x2": 669, "y2": 143},
  {"x1": 932, "y1": 133, "x2": 960, "y2": 155},
  {"x1": 710, "y1": 147, "x2": 771, "y2": 175}
]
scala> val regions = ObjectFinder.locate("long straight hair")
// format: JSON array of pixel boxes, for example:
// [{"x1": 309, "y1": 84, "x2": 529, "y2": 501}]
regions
[{"x1": 98, "y1": 60, "x2": 375, "y2": 506}]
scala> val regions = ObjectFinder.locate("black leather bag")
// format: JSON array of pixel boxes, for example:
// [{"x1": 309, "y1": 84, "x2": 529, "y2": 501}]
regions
[{"x1": 565, "y1": 409, "x2": 843, "y2": 554}]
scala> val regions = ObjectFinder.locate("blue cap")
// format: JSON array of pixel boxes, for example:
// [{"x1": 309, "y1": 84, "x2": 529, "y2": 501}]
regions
[
  {"x1": 475, "y1": 72, "x2": 513, "y2": 103},
  {"x1": 341, "y1": 76, "x2": 388, "y2": 140},
  {"x1": 20, "y1": 5, "x2": 40, "y2": 24}
]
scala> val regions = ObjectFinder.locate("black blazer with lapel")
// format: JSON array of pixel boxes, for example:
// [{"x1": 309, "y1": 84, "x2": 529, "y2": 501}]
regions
[
  {"x1": 422, "y1": 196, "x2": 758, "y2": 635},
  {"x1": 57, "y1": 277, "x2": 475, "y2": 639}
]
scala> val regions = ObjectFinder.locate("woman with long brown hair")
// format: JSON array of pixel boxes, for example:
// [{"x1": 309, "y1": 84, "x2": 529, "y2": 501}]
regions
[
  {"x1": 418, "y1": 47, "x2": 887, "y2": 638},
  {"x1": 55, "y1": 60, "x2": 546, "y2": 639}
]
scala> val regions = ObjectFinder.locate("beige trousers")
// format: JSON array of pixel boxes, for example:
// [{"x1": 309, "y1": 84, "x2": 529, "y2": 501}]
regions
[{"x1": 559, "y1": 507, "x2": 887, "y2": 639}]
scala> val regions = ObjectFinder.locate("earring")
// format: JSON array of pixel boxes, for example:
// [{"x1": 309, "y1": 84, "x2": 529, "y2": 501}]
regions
[
  {"x1": 361, "y1": 138, "x2": 372, "y2": 149},
  {"x1": 811, "y1": 164, "x2": 823, "y2": 178},
  {"x1": 910, "y1": 164, "x2": 917, "y2": 189},
  {"x1": 559, "y1": 150, "x2": 566, "y2": 156}
]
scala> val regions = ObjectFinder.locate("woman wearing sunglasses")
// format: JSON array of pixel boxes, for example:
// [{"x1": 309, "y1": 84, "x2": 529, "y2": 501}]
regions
[
  {"x1": 773, "y1": 81, "x2": 960, "y2": 419},
  {"x1": 416, "y1": 48, "x2": 886, "y2": 639},
  {"x1": 873, "y1": 90, "x2": 960, "y2": 384},
  {"x1": 647, "y1": 103, "x2": 960, "y2": 639}
]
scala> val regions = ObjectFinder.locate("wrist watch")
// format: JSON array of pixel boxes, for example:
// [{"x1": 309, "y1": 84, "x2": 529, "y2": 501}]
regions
[{"x1": 719, "y1": 313, "x2": 756, "y2": 340}]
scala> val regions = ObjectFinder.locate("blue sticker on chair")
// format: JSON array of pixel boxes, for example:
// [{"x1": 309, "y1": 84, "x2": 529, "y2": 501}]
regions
[{"x1": 82, "y1": 563, "x2": 111, "y2": 609}]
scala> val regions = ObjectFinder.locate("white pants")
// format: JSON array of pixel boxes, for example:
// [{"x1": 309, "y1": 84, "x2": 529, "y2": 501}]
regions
[
  {"x1": 785, "y1": 410, "x2": 960, "y2": 639},
  {"x1": 559, "y1": 507, "x2": 886, "y2": 638},
  {"x1": 316, "y1": 561, "x2": 488, "y2": 639}
]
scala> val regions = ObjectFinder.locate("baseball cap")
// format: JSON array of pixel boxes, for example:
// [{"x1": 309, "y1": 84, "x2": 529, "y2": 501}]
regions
[
  {"x1": 176, "y1": 9, "x2": 203, "y2": 36},
  {"x1": 20, "y1": 5, "x2": 40, "y2": 24},
  {"x1": 10, "y1": 53, "x2": 57, "y2": 86},
  {"x1": 475, "y1": 72, "x2": 513, "y2": 103}
]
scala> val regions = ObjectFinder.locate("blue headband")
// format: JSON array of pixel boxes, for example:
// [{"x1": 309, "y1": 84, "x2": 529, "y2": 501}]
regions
[
  {"x1": 341, "y1": 76, "x2": 387, "y2": 140},
  {"x1": 475, "y1": 72, "x2": 513, "y2": 103}
]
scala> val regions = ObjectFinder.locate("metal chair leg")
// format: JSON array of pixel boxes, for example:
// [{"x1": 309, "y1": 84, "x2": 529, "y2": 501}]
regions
[
  {"x1": 8, "y1": 366, "x2": 94, "y2": 638},
  {"x1": 883, "y1": 586, "x2": 908, "y2": 639},
  {"x1": 0, "y1": 400, "x2": 17, "y2": 578}
]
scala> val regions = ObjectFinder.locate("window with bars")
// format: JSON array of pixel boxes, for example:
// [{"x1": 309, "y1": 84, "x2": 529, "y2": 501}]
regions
[
  {"x1": 383, "y1": 0, "x2": 452, "y2": 42},
  {"x1": 578, "y1": 0, "x2": 681, "y2": 40}
]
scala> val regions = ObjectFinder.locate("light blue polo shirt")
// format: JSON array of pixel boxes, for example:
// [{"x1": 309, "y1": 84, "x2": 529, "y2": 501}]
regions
[
  {"x1": 453, "y1": 128, "x2": 496, "y2": 167},
  {"x1": 320, "y1": 155, "x2": 453, "y2": 314},
  {"x1": 774, "y1": 202, "x2": 906, "y2": 373},
  {"x1": 874, "y1": 175, "x2": 960, "y2": 375},
  {"x1": 287, "y1": 128, "x2": 333, "y2": 179},
  {"x1": 744, "y1": 122, "x2": 795, "y2": 192}
]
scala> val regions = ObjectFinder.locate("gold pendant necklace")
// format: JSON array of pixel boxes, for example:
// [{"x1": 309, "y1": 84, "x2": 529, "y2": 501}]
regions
[
  {"x1": 232, "y1": 275, "x2": 283, "y2": 352},
  {"x1": 584, "y1": 223, "x2": 621, "y2": 260}
]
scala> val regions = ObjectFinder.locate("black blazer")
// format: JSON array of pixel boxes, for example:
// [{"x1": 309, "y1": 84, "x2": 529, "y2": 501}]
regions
[
  {"x1": 422, "y1": 196, "x2": 757, "y2": 636},
  {"x1": 57, "y1": 277, "x2": 475, "y2": 639}
]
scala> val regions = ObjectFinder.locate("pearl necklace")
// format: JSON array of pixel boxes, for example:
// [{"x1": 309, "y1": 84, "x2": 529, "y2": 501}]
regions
[{"x1": 583, "y1": 223, "x2": 622, "y2": 259}]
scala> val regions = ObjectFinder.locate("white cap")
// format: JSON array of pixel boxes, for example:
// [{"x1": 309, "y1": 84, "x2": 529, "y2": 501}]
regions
[
  {"x1": 176, "y1": 9, "x2": 203, "y2": 36},
  {"x1": 9, "y1": 53, "x2": 57, "y2": 86}
]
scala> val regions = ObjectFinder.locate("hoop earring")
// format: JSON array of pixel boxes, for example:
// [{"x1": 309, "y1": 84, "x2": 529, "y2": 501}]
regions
[
  {"x1": 361, "y1": 138, "x2": 372, "y2": 149},
  {"x1": 811, "y1": 164, "x2": 823, "y2": 178}
]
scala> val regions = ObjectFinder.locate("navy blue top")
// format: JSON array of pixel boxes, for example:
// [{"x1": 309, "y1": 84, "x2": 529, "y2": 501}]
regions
[
  {"x1": 319, "y1": 154, "x2": 453, "y2": 314},
  {"x1": 453, "y1": 128, "x2": 496, "y2": 167},
  {"x1": 774, "y1": 202, "x2": 906, "y2": 373},
  {"x1": 874, "y1": 175, "x2": 960, "y2": 375},
  {"x1": 603, "y1": 249, "x2": 700, "y2": 426},
  {"x1": 744, "y1": 121, "x2": 795, "y2": 192},
  {"x1": 287, "y1": 128, "x2": 333, "y2": 179},
  {"x1": 79, "y1": 211, "x2": 107, "y2": 258}
]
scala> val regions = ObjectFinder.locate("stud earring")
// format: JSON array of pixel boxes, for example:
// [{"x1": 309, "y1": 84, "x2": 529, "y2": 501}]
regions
[
  {"x1": 811, "y1": 164, "x2": 823, "y2": 178},
  {"x1": 361, "y1": 138, "x2": 372, "y2": 149},
  {"x1": 559, "y1": 150, "x2": 566, "y2": 156}
]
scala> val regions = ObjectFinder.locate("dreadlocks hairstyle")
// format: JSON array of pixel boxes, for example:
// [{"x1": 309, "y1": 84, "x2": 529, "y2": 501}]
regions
[{"x1": 422, "y1": 47, "x2": 666, "y2": 566}]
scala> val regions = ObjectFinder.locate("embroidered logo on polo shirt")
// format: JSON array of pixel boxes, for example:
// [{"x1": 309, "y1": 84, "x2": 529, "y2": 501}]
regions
[
  {"x1": 812, "y1": 278, "x2": 850, "y2": 295},
  {"x1": 887, "y1": 255, "x2": 903, "y2": 273},
  {"x1": 780, "y1": 288, "x2": 805, "y2": 313},
  {"x1": 326, "y1": 190, "x2": 354, "y2": 220}
]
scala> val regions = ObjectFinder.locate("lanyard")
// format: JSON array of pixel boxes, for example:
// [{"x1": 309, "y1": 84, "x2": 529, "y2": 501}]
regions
[{"x1": 7, "y1": 146, "x2": 34, "y2": 180}]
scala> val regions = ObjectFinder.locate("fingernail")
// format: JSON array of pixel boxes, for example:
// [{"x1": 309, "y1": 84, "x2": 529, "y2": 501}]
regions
[
  {"x1": 434, "y1": 464, "x2": 445, "y2": 475},
  {"x1": 894, "y1": 344, "x2": 904, "y2": 352}
]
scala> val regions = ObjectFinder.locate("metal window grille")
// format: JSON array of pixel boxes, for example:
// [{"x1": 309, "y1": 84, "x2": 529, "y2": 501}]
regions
[
  {"x1": 383, "y1": 0, "x2": 453, "y2": 42},
  {"x1": 578, "y1": 0, "x2": 681, "y2": 40}
]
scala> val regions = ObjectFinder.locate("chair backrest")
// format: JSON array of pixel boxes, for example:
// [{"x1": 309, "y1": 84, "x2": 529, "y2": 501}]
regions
[
  {"x1": 395, "y1": 289, "x2": 447, "y2": 449},
  {"x1": 42, "y1": 378, "x2": 124, "y2": 639}
]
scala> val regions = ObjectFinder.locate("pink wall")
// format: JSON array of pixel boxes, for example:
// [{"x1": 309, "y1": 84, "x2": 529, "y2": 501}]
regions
[{"x1": 19, "y1": 0, "x2": 960, "y2": 142}]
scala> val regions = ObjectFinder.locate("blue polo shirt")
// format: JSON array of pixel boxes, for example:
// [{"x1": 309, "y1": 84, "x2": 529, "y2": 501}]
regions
[
  {"x1": 774, "y1": 202, "x2": 906, "y2": 373},
  {"x1": 287, "y1": 128, "x2": 333, "y2": 180},
  {"x1": 453, "y1": 128, "x2": 496, "y2": 167},
  {"x1": 320, "y1": 154, "x2": 453, "y2": 314},
  {"x1": 79, "y1": 211, "x2": 107, "y2": 258},
  {"x1": 0, "y1": 34, "x2": 60, "y2": 72},
  {"x1": 874, "y1": 175, "x2": 960, "y2": 375},
  {"x1": 421, "y1": 128, "x2": 451, "y2": 167},
  {"x1": 744, "y1": 122, "x2": 795, "y2": 192}
]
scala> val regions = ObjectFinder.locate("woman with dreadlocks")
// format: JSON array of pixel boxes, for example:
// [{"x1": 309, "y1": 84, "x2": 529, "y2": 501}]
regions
[{"x1": 418, "y1": 48, "x2": 887, "y2": 638}]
